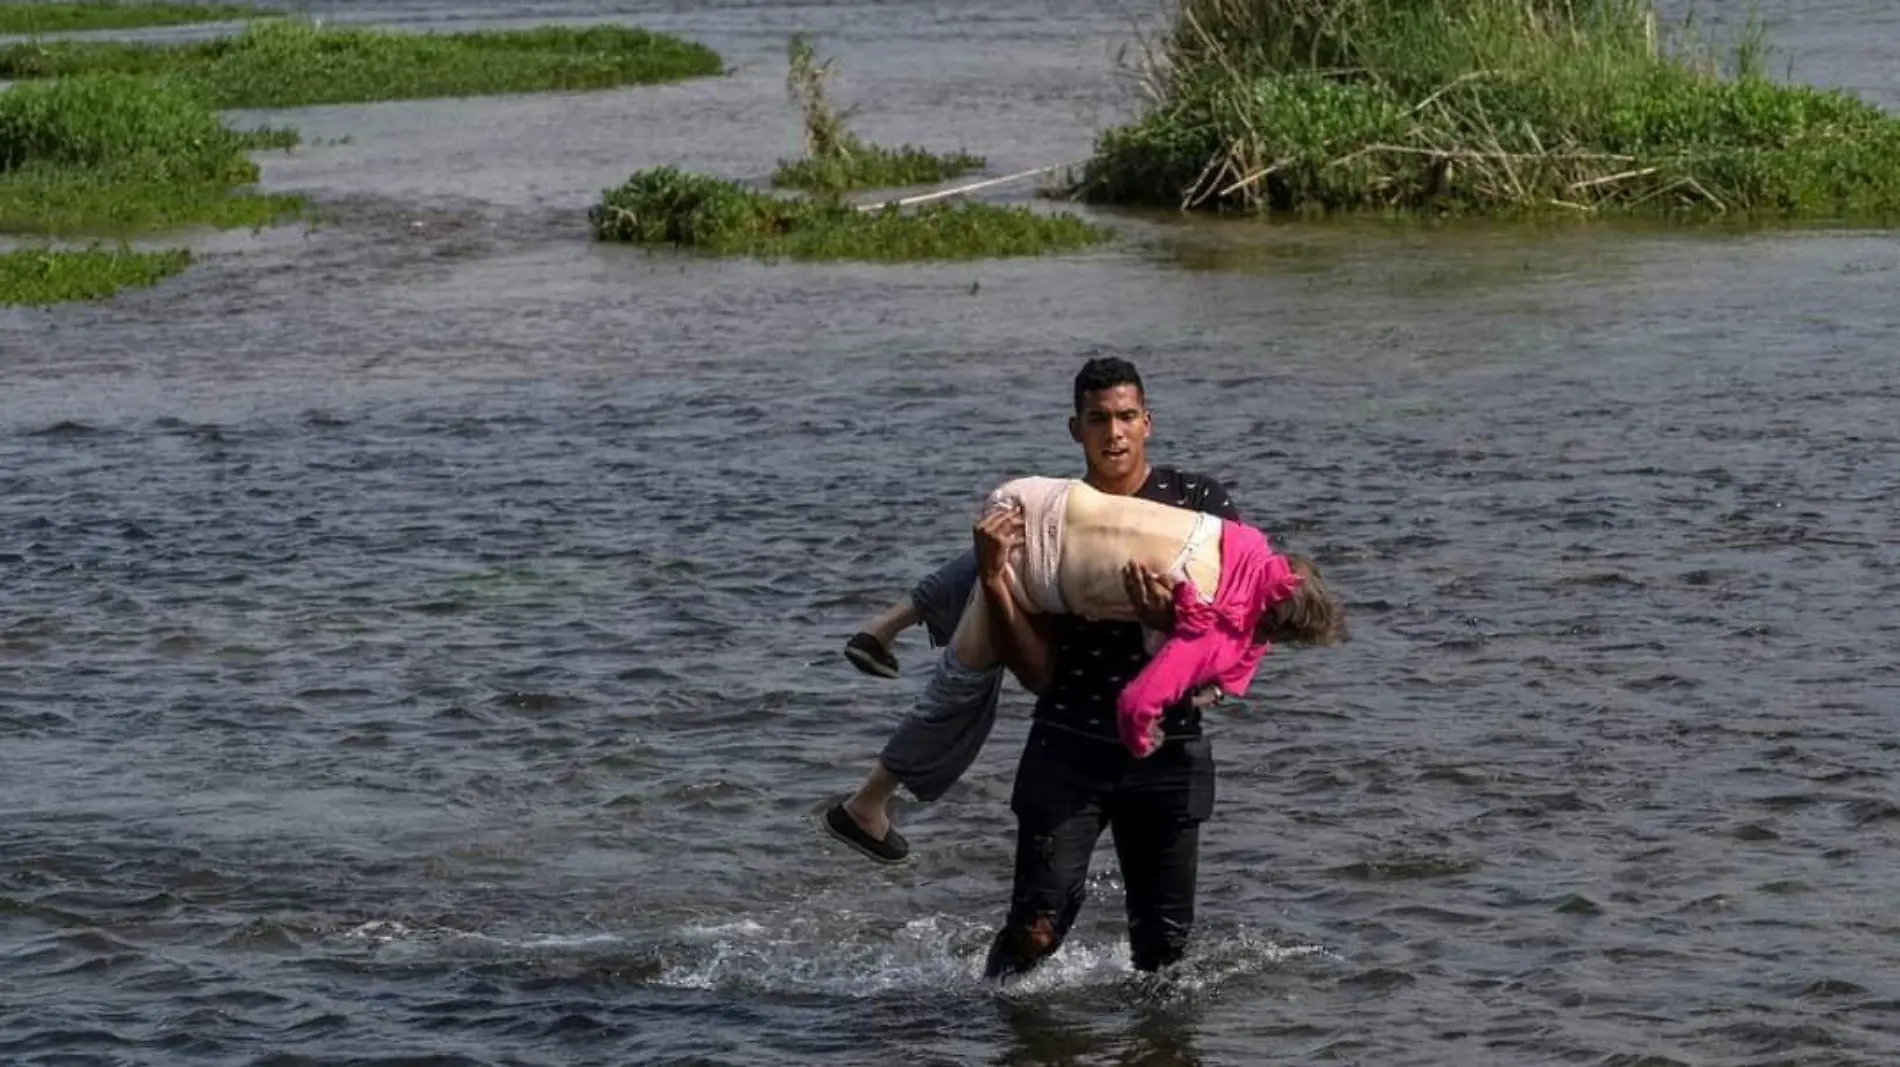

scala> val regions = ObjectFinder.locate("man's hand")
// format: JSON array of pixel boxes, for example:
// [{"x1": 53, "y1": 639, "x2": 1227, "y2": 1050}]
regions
[
  {"x1": 974, "y1": 507, "x2": 1026, "y2": 590},
  {"x1": 1122, "y1": 561, "x2": 1176, "y2": 632}
]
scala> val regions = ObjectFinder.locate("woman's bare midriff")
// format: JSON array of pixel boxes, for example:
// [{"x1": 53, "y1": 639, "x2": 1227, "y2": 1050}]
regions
[{"x1": 1053, "y1": 480, "x2": 1223, "y2": 621}]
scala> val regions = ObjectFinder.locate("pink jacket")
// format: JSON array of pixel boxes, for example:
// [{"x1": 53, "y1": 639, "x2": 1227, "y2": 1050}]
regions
[{"x1": 1115, "y1": 520, "x2": 1300, "y2": 758}]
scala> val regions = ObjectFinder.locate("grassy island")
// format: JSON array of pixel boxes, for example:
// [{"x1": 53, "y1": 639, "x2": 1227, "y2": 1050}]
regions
[
  {"x1": 590, "y1": 37, "x2": 1108, "y2": 263},
  {"x1": 0, "y1": 1, "x2": 274, "y2": 36},
  {"x1": 590, "y1": 166, "x2": 1112, "y2": 262},
  {"x1": 0, "y1": 20, "x2": 726, "y2": 109},
  {"x1": 767, "y1": 35, "x2": 984, "y2": 195},
  {"x1": 0, "y1": 245, "x2": 190, "y2": 306},
  {"x1": 0, "y1": 74, "x2": 300, "y2": 304},
  {"x1": 1071, "y1": 0, "x2": 1900, "y2": 221},
  {"x1": 0, "y1": 17, "x2": 730, "y2": 303}
]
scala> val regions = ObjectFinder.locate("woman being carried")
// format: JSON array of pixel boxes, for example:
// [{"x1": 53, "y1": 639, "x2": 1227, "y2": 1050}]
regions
[
  {"x1": 823, "y1": 474, "x2": 1346, "y2": 861},
  {"x1": 959, "y1": 475, "x2": 1344, "y2": 754}
]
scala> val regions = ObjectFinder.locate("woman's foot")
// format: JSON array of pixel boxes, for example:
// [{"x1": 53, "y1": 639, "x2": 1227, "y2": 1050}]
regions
[
  {"x1": 843, "y1": 598, "x2": 917, "y2": 679},
  {"x1": 821, "y1": 798, "x2": 909, "y2": 864},
  {"x1": 843, "y1": 632, "x2": 900, "y2": 678}
]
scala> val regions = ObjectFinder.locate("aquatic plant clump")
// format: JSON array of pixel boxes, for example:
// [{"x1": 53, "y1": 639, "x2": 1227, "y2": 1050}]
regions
[
  {"x1": 769, "y1": 34, "x2": 985, "y2": 194},
  {"x1": 0, "y1": 166, "x2": 302, "y2": 236},
  {"x1": 590, "y1": 167, "x2": 1113, "y2": 262},
  {"x1": 1073, "y1": 0, "x2": 1900, "y2": 219},
  {"x1": 0, "y1": 1, "x2": 274, "y2": 36},
  {"x1": 0, "y1": 20, "x2": 726, "y2": 109},
  {"x1": 0, "y1": 72, "x2": 273, "y2": 181},
  {"x1": 771, "y1": 143, "x2": 986, "y2": 194},
  {"x1": 0, "y1": 246, "x2": 190, "y2": 306},
  {"x1": 0, "y1": 74, "x2": 303, "y2": 237}
]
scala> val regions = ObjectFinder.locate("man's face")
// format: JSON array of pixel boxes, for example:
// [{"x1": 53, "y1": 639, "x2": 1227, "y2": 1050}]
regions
[{"x1": 1070, "y1": 384, "x2": 1151, "y2": 483}]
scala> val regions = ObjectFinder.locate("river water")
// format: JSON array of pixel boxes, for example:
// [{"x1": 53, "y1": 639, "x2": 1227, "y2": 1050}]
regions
[{"x1": 4, "y1": 1, "x2": 1900, "y2": 1064}]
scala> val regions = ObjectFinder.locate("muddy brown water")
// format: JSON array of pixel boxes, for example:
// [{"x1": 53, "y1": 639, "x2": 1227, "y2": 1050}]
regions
[{"x1": 4, "y1": 1, "x2": 1900, "y2": 1064}]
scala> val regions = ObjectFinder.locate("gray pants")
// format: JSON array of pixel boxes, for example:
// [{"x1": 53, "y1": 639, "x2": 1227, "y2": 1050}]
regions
[{"x1": 876, "y1": 550, "x2": 1005, "y2": 802}]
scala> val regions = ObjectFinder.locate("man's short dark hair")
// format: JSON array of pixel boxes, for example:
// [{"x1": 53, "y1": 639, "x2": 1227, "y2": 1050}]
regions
[{"x1": 1073, "y1": 357, "x2": 1145, "y2": 413}]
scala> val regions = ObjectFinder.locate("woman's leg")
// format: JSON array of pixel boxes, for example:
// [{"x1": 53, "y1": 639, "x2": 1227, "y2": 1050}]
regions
[
  {"x1": 845, "y1": 585, "x2": 1003, "y2": 786},
  {"x1": 843, "y1": 549, "x2": 978, "y2": 678},
  {"x1": 826, "y1": 488, "x2": 1043, "y2": 862},
  {"x1": 947, "y1": 579, "x2": 1002, "y2": 669},
  {"x1": 829, "y1": 581, "x2": 1008, "y2": 863}
]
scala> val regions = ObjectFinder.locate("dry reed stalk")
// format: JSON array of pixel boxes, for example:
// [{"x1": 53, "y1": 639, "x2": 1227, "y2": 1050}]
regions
[
  {"x1": 850, "y1": 162, "x2": 1083, "y2": 211},
  {"x1": 1568, "y1": 166, "x2": 1660, "y2": 191},
  {"x1": 1348, "y1": 144, "x2": 1637, "y2": 163},
  {"x1": 786, "y1": 35, "x2": 856, "y2": 162}
]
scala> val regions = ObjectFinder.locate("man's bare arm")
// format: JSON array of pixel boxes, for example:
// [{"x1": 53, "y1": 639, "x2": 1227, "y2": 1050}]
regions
[{"x1": 973, "y1": 509, "x2": 1055, "y2": 694}]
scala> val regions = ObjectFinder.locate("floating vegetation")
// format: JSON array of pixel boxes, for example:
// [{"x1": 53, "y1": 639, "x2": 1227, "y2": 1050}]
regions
[
  {"x1": 0, "y1": 1, "x2": 275, "y2": 36},
  {"x1": 590, "y1": 166, "x2": 1112, "y2": 262},
  {"x1": 769, "y1": 34, "x2": 983, "y2": 194},
  {"x1": 0, "y1": 245, "x2": 190, "y2": 306},
  {"x1": 0, "y1": 73, "x2": 302, "y2": 238},
  {"x1": 0, "y1": 19, "x2": 726, "y2": 109},
  {"x1": 589, "y1": 35, "x2": 1095, "y2": 263},
  {"x1": 0, "y1": 74, "x2": 299, "y2": 303}
]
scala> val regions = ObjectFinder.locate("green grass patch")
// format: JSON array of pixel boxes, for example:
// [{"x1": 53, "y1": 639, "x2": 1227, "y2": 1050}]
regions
[
  {"x1": 0, "y1": 164, "x2": 301, "y2": 236},
  {"x1": 769, "y1": 33, "x2": 984, "y2": 194},
  {"x1": 0, "y1": 245, "x2": 189, "y2": 306},
  {"x1": 771, "y1": 142, "x2": 986, "y2": 194},
  {"x1": 590, "y1": 166, "x2": 1113, "y2": 262},
  {"x1": 0, "y1": 19, "x2": 726, "y2": 108},
  {"x1": 0, "y1": 73, "x2": 304, "y2": 237},
  {"x1": 0, "y1": 1, "x2": 274, "y2": 36},
  {"x1": 1071, "y1": 0, "x2": 1900, "y2": 221}
]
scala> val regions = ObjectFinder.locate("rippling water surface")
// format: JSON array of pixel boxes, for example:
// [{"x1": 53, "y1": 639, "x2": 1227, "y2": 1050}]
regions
[{"x1": 5, "y1": 1, "x2": 1900, "y2": 1064}]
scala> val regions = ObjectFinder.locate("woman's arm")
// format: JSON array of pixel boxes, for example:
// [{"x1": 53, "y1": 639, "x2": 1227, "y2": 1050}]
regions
[
  {"x1": 1116, "y1": 616, "x2": 1220, "y2": 756},
  {"x1": 1115, "y1": 581, "x2": 1251, "y2": 756},
  {"x1": 973, "y1": 508, "x2": 1055, "y2": 694}
]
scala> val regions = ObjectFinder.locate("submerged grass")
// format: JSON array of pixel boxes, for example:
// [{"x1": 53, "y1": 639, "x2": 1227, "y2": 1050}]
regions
[
  {"x1": 0, "y1": 165, "x2": 301, "y2": 236},
  {"x1": 769, "y1": 34, "x2": 983, "y2": 194},
  {"x1": 591, "y1": 167, "x2": 1113, "y2": 262},
  {"x1": 1074, "y1": 0, "x2": 1900, "y2": 221},
  {"x1": 0, "y1": 1, "x2": 274, "y2": 35},
  {"x1": 0, "y1": 19, "x2": 725, "y2": 108},
  {"x1": 0, "y1": 245, "x2": 190, "y2": 306}
]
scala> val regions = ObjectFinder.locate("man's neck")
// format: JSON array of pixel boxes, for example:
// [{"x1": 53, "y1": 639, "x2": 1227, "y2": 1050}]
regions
[{"x1": 1085, "y1": 461, "x2": 1152, "y2": 497}]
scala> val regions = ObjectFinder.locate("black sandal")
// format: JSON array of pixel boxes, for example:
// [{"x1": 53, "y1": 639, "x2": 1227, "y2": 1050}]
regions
[
  {"x1": 843, "y1": 632, "x2": 900, "y2": 679},
  {"x1": 821, "y1": 802, "x2": 910, "y2": 864}
]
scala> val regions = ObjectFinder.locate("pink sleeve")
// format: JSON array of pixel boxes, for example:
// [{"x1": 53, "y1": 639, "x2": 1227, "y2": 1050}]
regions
[
  {"x1": 1213, "y1": 639, "x2": 1269, "y2": 697},
  {"x1": 1115, "y1": 582, "x2": 1223, "y2": 757}
]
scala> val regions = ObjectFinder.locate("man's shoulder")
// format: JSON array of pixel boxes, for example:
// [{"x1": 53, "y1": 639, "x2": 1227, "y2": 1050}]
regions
[{"x1": 1144, "y1": 465, "x2": 1241, "y2": 519}]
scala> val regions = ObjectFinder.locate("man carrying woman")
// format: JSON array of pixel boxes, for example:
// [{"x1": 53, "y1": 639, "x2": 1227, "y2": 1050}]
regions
[{"x1": 826, "y1": 356, "x2": 1346, "y2": 981}]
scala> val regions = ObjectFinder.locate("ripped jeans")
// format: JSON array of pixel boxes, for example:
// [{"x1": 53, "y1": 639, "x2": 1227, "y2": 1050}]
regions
[{"x1": 983, "y1": 722, "x2": 1216, "y2": 979}]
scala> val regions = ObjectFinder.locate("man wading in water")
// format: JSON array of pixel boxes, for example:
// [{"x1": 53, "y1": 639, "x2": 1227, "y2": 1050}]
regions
[
  {"x1": 966, "y1": 361, "x2": 1247, "y2": 980},
  {"x1": 828, "y1": 358, "x2": 1240, "y2": 864},
  {"x1": 830, "y1": 357, "x2": 1248, "y2": 977}
]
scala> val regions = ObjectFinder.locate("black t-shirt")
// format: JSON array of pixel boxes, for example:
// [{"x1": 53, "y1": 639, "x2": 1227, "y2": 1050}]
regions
[{"x1": 1031, "y1": 465, "x2": 1244, "y2": 744}]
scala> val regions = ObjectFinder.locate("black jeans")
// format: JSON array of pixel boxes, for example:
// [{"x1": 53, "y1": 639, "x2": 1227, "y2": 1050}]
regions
[{"x1": 983, "y1": 722, "x2": 1217, "y2": 979}]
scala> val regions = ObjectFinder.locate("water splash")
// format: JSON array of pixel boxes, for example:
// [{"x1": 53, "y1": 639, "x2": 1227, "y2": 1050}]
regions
[{"x1": 650, "y1": 911, "x2": 1335, "y2": 1003}]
